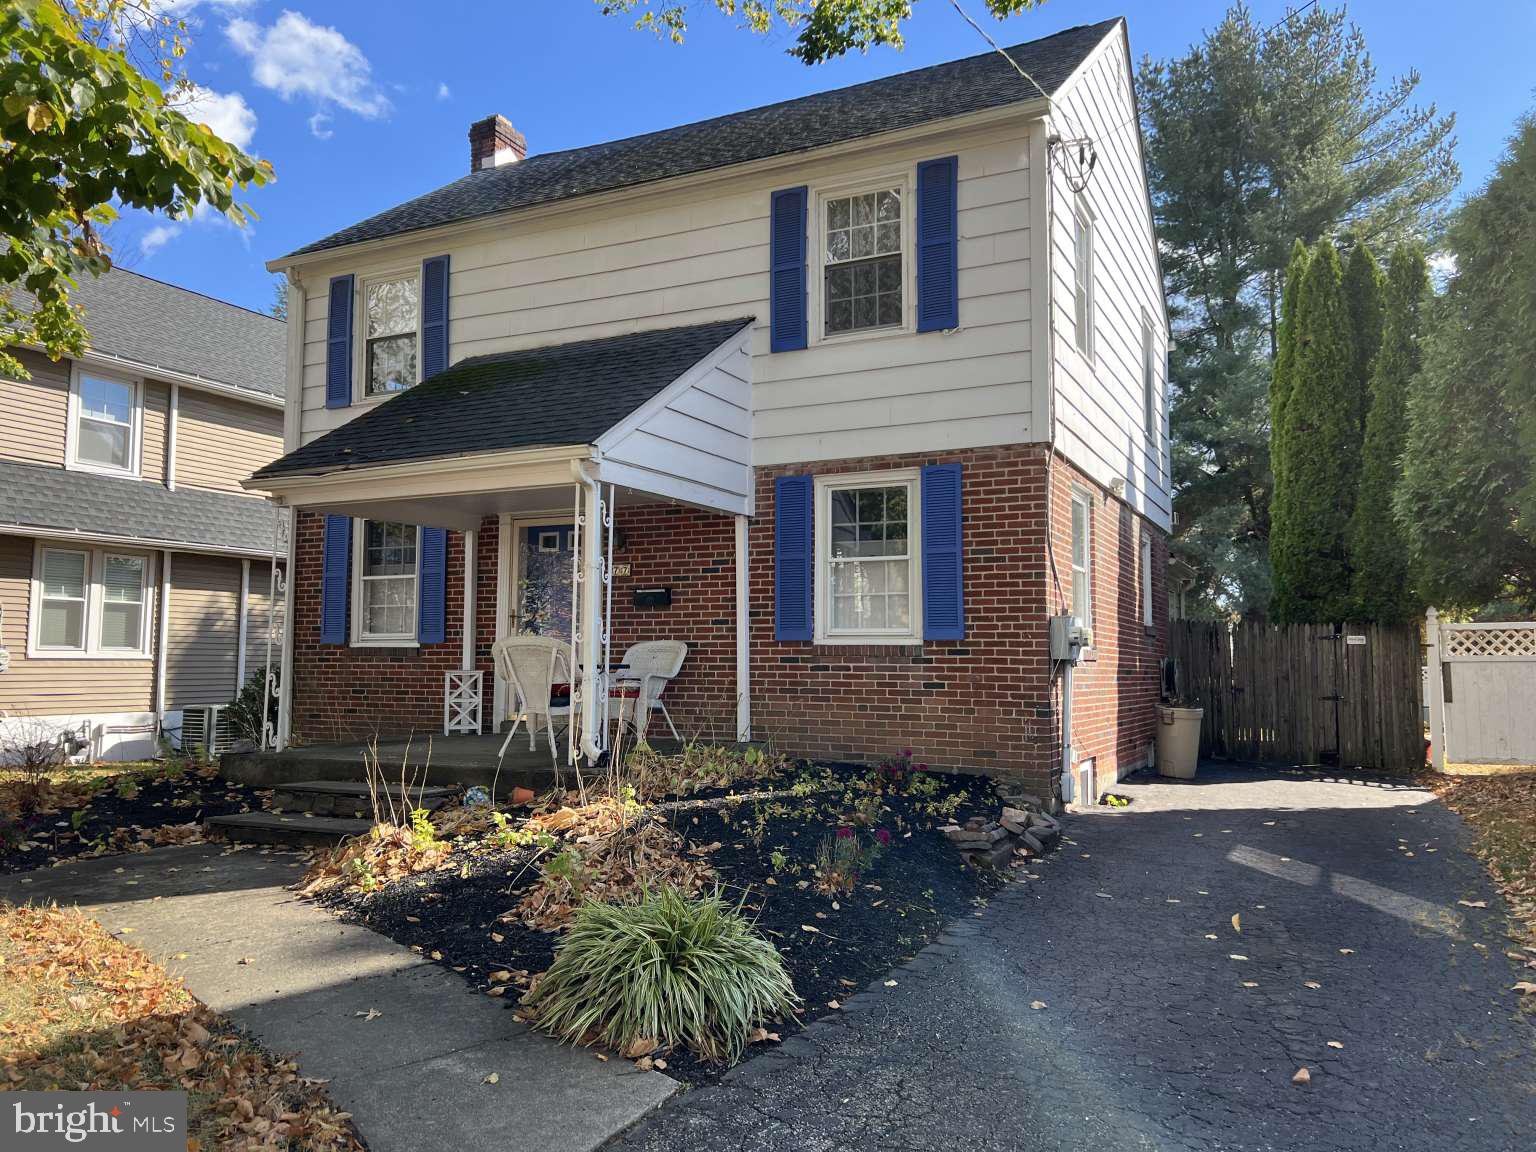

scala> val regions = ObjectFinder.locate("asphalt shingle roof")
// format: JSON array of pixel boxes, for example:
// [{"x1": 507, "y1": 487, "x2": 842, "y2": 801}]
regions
[
  {"x1": 0, "y1": 461, "x2": 287, "y2": 555},
  {"x1": 253, "y1": 318, "x2": 755, "y2": 481},
  {"x1": 20, "y1": 269, "x2": 286, "y2": 399},
  {"x1": 283, "y1": 19, "x2": 1118, "y2": 260}
]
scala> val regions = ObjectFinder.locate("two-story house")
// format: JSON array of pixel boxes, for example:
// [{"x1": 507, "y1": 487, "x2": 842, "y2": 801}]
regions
[
  {"x1": 252, "y1": 17, "x2": 1168, "y2": 800},
  {"x1": 1, "y1": 270, "x2": 288, "y2": 761}
]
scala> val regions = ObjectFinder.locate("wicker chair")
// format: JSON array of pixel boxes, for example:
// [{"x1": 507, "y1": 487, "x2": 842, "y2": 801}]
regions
[
  {"x1": 614, "y1": 640, "x2": 687, "y2": 741},
  {"x1": 492, "y1": 635, "x2": 574, "y2": 763}
]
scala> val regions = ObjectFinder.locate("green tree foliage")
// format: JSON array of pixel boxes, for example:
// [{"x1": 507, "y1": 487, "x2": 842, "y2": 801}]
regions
[
  {"x1": 598, "y1": 0, "x2": 1048, "y2": 64},
  {"x1": 1141, "y1": 3, "x2": 1456, "y2": 616},
  {"x1": 0, "y1": 0, "x2": 273, "y2": 380},
  {"x1": 1270, "y1": 240, "x2": 1309, "y2": 487},
  {"x1": 1342, "y1": 244, "x2": 1384, "y2": 436},
  {"x1": 1349, "y1": 244, "x2": 1427, "y2": 623},
  {"x1": 1397, "y1": 114, "x2": 1536, "y2": 613},
  {"x1": 1270, "y1": 240, "x2": 1357, "y2": 623}
]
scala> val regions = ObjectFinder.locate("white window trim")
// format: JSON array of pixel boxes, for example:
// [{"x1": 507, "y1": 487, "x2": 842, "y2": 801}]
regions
[
  {"x1": 349, "y1": 517, "x2": 422, "y2": 647},
  {"x1": 809, "y1": 169, "x2": 915, "y2": 348},
  {"x1": 66, "y1": 364, "x2": 143, "y2": 478},
  {"x1": 813, "y1": 468, "x2": 923, "y2": 645},
  {"x1": 1072, "y1": 198, "x2": 1096, "y2": 362},
  {"x1": 26, "y1": 542, "x2": 154, "y2": 660},
  {"x1": 1141, "y1": 528, "x2": 1155, "y2": 631},
  {"x1": 353, "y1": 268, "x2": 423, "y2": 405},
  {"x1": 1070, "y1": 488, "x2": 1094, "y2": 635}
]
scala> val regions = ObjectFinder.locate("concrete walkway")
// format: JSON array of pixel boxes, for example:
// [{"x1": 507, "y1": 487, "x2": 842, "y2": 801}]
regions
[
  {"x1": 0, "y1": 844, "x2": 674, "y2": 1152},
  {"x1": 617, "y1": 765, "x2": 1536, "y2": 1152}
]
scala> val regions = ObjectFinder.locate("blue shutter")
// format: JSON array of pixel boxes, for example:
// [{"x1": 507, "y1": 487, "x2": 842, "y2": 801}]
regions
[
  {"x1": 420, "y1": 255, "x2": 450, "y2": 379},
  {"x1": 916, "y1": 157, "x2": 959, "y2": 332},
  {"x1": 418, "y1": 527, "x2": 448, "y2": 645},
  {"x1": 325, "y1": 275, "x2": 354, "y2": 409},
  {"x1": 770, "y1": 187, "x2": 808, "y2": 352},
  {"x1": 921, "y1": 463, "x2": 964, "y2": 640},
  {"x1": 320, "y1": 514, "x2": 351, "y2": 644},
  {"x1": 774, "y1": 475, "x2": 813, "y2": 641}
]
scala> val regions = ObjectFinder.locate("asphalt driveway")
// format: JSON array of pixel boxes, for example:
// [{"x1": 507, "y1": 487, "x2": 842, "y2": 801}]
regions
[{"x1": 616, "y1": 765, "x2": 1536, "y2": 1152}]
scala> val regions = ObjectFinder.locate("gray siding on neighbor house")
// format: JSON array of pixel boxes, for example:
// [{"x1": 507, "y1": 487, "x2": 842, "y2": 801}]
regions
[{"x1": 164, "y1": 552, "x2": 242, "y2": 709}]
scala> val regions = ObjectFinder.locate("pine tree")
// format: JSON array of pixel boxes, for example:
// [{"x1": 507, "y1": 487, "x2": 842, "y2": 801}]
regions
[
  {"x1": 1349, "y1": 245, "x2": 1428, "y2": 623},
  {"x1": 1267, "y1": 240, "x2": 1310, "y2": 623},
  {"x1": 1270, "y1": 239, "x2": 1357, "y2": 623}
]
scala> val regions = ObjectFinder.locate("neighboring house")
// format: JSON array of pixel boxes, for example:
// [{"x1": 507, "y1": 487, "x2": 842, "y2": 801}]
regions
[
  {"x1": 0, "y1": 270, "x2": 287, "y2": 761},
  {"x1": 253, "y1": 17, "x2": 1169, "y2": 800}
]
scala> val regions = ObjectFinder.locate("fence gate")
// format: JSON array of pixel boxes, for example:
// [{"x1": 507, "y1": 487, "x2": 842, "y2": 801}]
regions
[
  {"x1": 1425, "y1": 610, "x2": 1536, "y2": 769},
  {"x1": 1171, "y1": 619, "x2": 1423, "y2": 771}
]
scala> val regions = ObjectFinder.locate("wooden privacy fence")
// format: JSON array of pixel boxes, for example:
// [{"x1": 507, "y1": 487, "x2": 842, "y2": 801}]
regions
[{"x1": 1169, "y1": 620, "x2": 1424, "y2": 771}]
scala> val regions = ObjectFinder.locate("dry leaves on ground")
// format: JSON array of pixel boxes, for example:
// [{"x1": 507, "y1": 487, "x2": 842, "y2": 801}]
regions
[
  {"x1": 0, "y1": 903, "x2": 362, "y2": 1151},
  {"x1": 1434, "y1": 771, "x2": 1536, "y2": 948}
]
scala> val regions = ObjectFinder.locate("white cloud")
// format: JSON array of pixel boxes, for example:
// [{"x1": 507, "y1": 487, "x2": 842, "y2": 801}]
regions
[
  {"x1": 437, "y1": 82, "x2": 451, "y2": 101},
  {"x1": 140, "y1": 223, "x2": 181, "y2": 258},
  {"x1": 177, "y1": 84, "x2": 257, "y2": 150},
  {"x1": 226, "y1": 10, "x2": 390, "y2": 121},
  {"x1": 1428, "y1": 251, "x2": 1457, "y2": 285},
  {"x1": 307, "y1": 110, "x2": 333, "y2": 140}
]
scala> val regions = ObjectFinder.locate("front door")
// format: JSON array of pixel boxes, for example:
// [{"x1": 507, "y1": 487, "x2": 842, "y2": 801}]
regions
[{"x1": 515, "y1": 524, "x2": 575, "y2": 638}]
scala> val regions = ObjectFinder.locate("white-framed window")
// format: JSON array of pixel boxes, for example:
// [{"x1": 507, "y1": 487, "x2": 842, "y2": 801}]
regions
[
  {"x1": 814, "y1": 470, "x2": 922, "y2": 644},
  {"x1": 1070, "y1": 489, "x2": 1093, "y2": 632},
  {"x1": 1072, "y1": 199, "x2": 1095, "y2": 358},
  {"x1": 28, "y1": 544, "x2": 152, "y2": 658},
  {"x1": 1141, "y1": 529, "x2": 1155, "y2": 629},
  {"x1": 351, "y1": 519, "x2": 420, "y2": 644},
  {"x1": 813, "y1": 174, "x2": 911, "y2": 343},
  {"x1": 360, "y1": 272, "x2": 420, "y2": 397},
  {"x1": 67, "y1": 368, "x2": 141, "y2": 476}
]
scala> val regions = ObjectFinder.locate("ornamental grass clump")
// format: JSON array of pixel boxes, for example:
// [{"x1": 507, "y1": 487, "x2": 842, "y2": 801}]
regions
[{"x1": 525, "y1": 887, "x2": 800, "y2": 1064}]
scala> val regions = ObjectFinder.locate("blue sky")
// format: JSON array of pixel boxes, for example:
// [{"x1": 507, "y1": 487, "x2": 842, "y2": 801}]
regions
[{"x1": 131, "y1": 0, "x2": 1536, "y2": 315}]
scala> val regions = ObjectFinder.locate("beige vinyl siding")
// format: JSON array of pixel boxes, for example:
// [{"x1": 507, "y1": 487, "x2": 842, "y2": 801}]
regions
[
  {"x1": 0, "y1": 533, "x2": 156, "y2": 715},
  {"x1": 1047, "y1": 30, "x2": 1172, "y2": 530},
  {"x1": 142, "y1": 380, "x2": 169, "y2": 482},
  {"x1": 241, "y1": 560, "x2": 284, "y2": 687},
  {"x1": 1, "y1": 351, "x2": 69, "y2": 467},
  {"x1": 296, "y1": 117, "x2": 1041, "y2": 468},
  {"x1": 164, "y1": 552, "x2": 241, "y2": 708},
  {"x1": 174, "y1": 390, "x2": 283, "y2": 493}
]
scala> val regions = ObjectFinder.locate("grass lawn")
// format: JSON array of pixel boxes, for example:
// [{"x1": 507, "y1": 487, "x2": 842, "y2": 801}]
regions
[{"x1": 0, "y1": 903, "x2": 363, "y2": 1150}]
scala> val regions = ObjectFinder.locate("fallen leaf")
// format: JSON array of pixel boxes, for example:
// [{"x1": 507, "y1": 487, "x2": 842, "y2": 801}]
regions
[
  {"x1": 800, "y1": 924, "x2": 821, "y2": 934},
  {"x1": 1326, "y1": 1040, "x2": 1343, "y2": 1049},
  {"x1": 490, "y1": 932, "x2": 504, "y2": 943},
  {"x1": 1457, "y1": 899, "x2": 1487, "y2": 909},
  {"x1": 354, "y1": 1008, "x2": 383, "y2": 1022},
  {"x1": 1292, "y1": 1067, "x2": 1311, "y2": 1085},
  {"x1": 1204, "y1": 933, "x2": 1219, "y2": 940},
  {"x1": 1513, "y1": 982, "x2": 1536, "y2": 995},
  {"x1": 236, "y1": 956, "x2": 254, "y2": 965},
  {"x1": 488, "y1": 970, "x2": 513, "y2": 984},
  {"x1": 827, "y1": 1000, "x2": 841, "y2": 1010},
  {"x1": 1241, "y1": 981, "x2": 1258, "y2": 988},
  {"x1": 1338, "y1": 948, "x2": 1354, "y2": 955},
  {"x1": 1030, "y1": 1000, "x2": 1047, "y2": 1010},
  {"x1": 483, "y1": 1072, "x2": 499, "y2": 1084},
  {"x1": 1231, "y1": 913, "x2": 1242, "y2": 933},
  {"x1": 1229, "y1": 954, "x2": 1249, "y2": 961},
  {"x1": 883, "y1": 979, "x2": 898, "y2": 987},
  {"x1": 1304, "y1": 981, "x2": 1322, "y2": 989}
]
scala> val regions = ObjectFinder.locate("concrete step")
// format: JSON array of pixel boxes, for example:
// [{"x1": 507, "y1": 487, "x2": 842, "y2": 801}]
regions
[
  {"x1": 270, "y1": 780, "x2": 459, "y2": 819},
  {"x1": 205, "y1": 811, "x2": 373, "y2": 849}
]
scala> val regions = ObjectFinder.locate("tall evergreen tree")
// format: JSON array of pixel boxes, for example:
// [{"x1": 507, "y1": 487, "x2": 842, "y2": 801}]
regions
[
  {"x1": 1398, "y1": 113, "x2": 1536, "y2": 612},
  {"x1": 1342, "y1": 244, "x2": 1385, "y2": 435},
  {"x1": 1350, "y1": 245, "x2": 1428, "y2": 623},
  {"x1": 1140, "y1": 3, "x2": 1457, "y2": 616},
  {"x1": 1266, "y1": 240, "x2": 1309, "y2": 622},
  {"x1": 1270, "y1": 239, "x2": 1357, "y2": 623}
]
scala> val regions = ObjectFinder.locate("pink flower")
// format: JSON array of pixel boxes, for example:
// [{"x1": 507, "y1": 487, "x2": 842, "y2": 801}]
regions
[
  {"x1": 836, "y1": 826, "x2": 855, "y2": 840},
  {"x1": 916, "y1": 763, "x2": 929, "y2": 772},
  {"x1": 875, "y1": 828, "x2": 892, "y2": 846}
]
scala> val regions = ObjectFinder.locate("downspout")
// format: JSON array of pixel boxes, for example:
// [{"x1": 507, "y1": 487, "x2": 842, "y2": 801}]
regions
[
  {"x1": 166, "y1": 383, "x2": 179, "y2": 490},
  {"x1": 735, "y1": 515, "x2": 751, "y2": 742},
  {"x1": 571, "y1": 457, "x2": 606, "y2": 764},
  {"x1": 155, "y1": 550, "x2": 172, "y2": 731}
]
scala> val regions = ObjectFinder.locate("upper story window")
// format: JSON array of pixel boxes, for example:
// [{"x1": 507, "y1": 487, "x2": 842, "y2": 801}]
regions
[
  {"x1": 69, "y1": 370, "x2": 140, "y2": 476},
  {"x1": 1073, "y1": 200, "x2": 1095, "y2": 358},
  {"x1": 823, "y1": 186, "x2": 903, "y2": 336},
  {"x1": 815, "y1": 471, "x2": 921, "y2": 644},
  {"x1": 364, "y1": 274, "x2": 419, "y2": 395},
  {"x1": 1070, "y1": 489, "x2": 1093, "y2": 632},
  {"x1": 30, "y1": 544, "x2": 151, "y2": 658},
  {"x1": 353, "y1": 519, "x2": 419, "y2": 643}
]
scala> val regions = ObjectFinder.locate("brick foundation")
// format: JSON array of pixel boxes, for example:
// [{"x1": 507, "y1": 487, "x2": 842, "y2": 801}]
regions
[{"x1": 285, "y1": 444, "x2": 1165, "y2": 797}]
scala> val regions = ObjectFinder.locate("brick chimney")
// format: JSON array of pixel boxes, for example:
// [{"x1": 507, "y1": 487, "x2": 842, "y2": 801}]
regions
[{"x1": 468, "y1": 114, "x2": 526, "y2": 172}]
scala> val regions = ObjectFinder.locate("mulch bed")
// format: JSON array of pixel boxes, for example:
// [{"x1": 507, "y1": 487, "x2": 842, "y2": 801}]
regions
[
  {"x1": 320, "y1": 762, "x2": 1009, "y2": 1086},
  {"x1": 1, "y1": 765, "x2": 261, "y2": 874}
]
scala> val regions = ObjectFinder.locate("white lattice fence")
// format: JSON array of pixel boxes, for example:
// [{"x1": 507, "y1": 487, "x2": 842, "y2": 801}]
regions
[
  {"x1": 444, "y1": 671, "x2": 484, "y2": 735},
  {"x1": 1426, "y1": 610, "x2": 1536, "y2": 768}
]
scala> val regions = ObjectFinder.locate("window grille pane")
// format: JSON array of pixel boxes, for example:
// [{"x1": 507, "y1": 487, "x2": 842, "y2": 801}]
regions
[
  {"x1": 80, "y1": 376, "x2": 132, "y2": 424},
  {"x1": 99, "y1": 601, "x2": 142, "y2": 649},
  {"x1": 366, "y1": 277, "x2": 418, "y2": 338},
  {"x1": 42, "y1": 551, "x2": 86, "y2": 600},
  {"x1": 367, "y1": 333, "x2": 418, "y2": 394},
  {"x1": 78, "y1": 418, "x2": 130, "y2": 468},
  {"x1": 39, "y1": 600, "x2": 84, "y2": 648},
  {"x1": 102, "y1": 556, "x2": 144, "y2": 603}
]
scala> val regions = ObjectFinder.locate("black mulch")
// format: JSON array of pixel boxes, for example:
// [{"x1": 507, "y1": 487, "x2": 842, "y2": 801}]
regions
[
  {"x1": 1, "y1": 766, "x2": 261, "y2": 874},
  {"x1": 320, "y1": 763, "x2": 1011, "y2": 1087}
]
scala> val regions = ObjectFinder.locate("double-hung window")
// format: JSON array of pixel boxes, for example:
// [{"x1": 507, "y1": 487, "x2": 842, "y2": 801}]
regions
[
  {"x1": 69, "y1": 370, "x2": 140, "y2": 475},
  {"x1": 30, "y1": 546, "x2": 151, "y2": 657},
  {"x1": 1070, "y1": 490, "x2": 1093, "y2": 633},
  {"x1": 1073, "y1": 200, "x2": 1095, "y2": 358},
  {"x1": 363, "y1": 274, "x2": 420, "y2": 395},
  {"x1": 816, "y1": 472, "x2": 920, "y2": 643},
  {"x1": 823, "y1": 186, "x2": 904, "y2": 336},
  {"x1": 354, "y1": 520, "x2": 420, "y2": 643},
  {"x1": 1141, "y1": 530, "x2": 1155, "y2": 629}
]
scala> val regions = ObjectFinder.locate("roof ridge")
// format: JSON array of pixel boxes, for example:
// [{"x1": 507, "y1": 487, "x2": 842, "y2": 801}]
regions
[{"x1": 457, "y1": 316, "x2": 755, "y2": 367}]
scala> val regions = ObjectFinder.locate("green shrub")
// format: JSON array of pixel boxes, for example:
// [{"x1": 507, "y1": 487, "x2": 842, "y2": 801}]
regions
[{"x1": 526, "y1": 887, "x2": 799, "y2": 1064}]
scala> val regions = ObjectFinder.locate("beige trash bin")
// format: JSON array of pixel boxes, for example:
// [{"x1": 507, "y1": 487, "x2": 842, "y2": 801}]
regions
[{"x1": 1156, "y1": 706, "x2": 1203, "y2": 779}]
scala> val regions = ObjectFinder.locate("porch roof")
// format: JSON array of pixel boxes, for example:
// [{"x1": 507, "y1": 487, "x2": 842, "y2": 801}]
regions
[{"x1": 252, "y1": 318, "x2": 754, "y2": 483}]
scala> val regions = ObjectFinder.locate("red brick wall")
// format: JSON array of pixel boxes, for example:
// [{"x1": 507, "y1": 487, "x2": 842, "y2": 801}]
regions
[{"x1": 289, "y1": 512, "x2": 499, "y2": 744}]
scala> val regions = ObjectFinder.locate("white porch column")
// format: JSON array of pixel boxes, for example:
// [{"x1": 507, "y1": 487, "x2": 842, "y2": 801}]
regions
[
  {"x1": 276, "y1": 506, "x2": 297, "y2": 750},
  {"x1": 735, "y1": 515, "x2": 751, "y2": 743},
  {"x1": 462, "y1": 527, "x2": 477, "y2": 672},
  {"x1": 574, "y1": 464, "x2": 607, "y2": 763}
]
